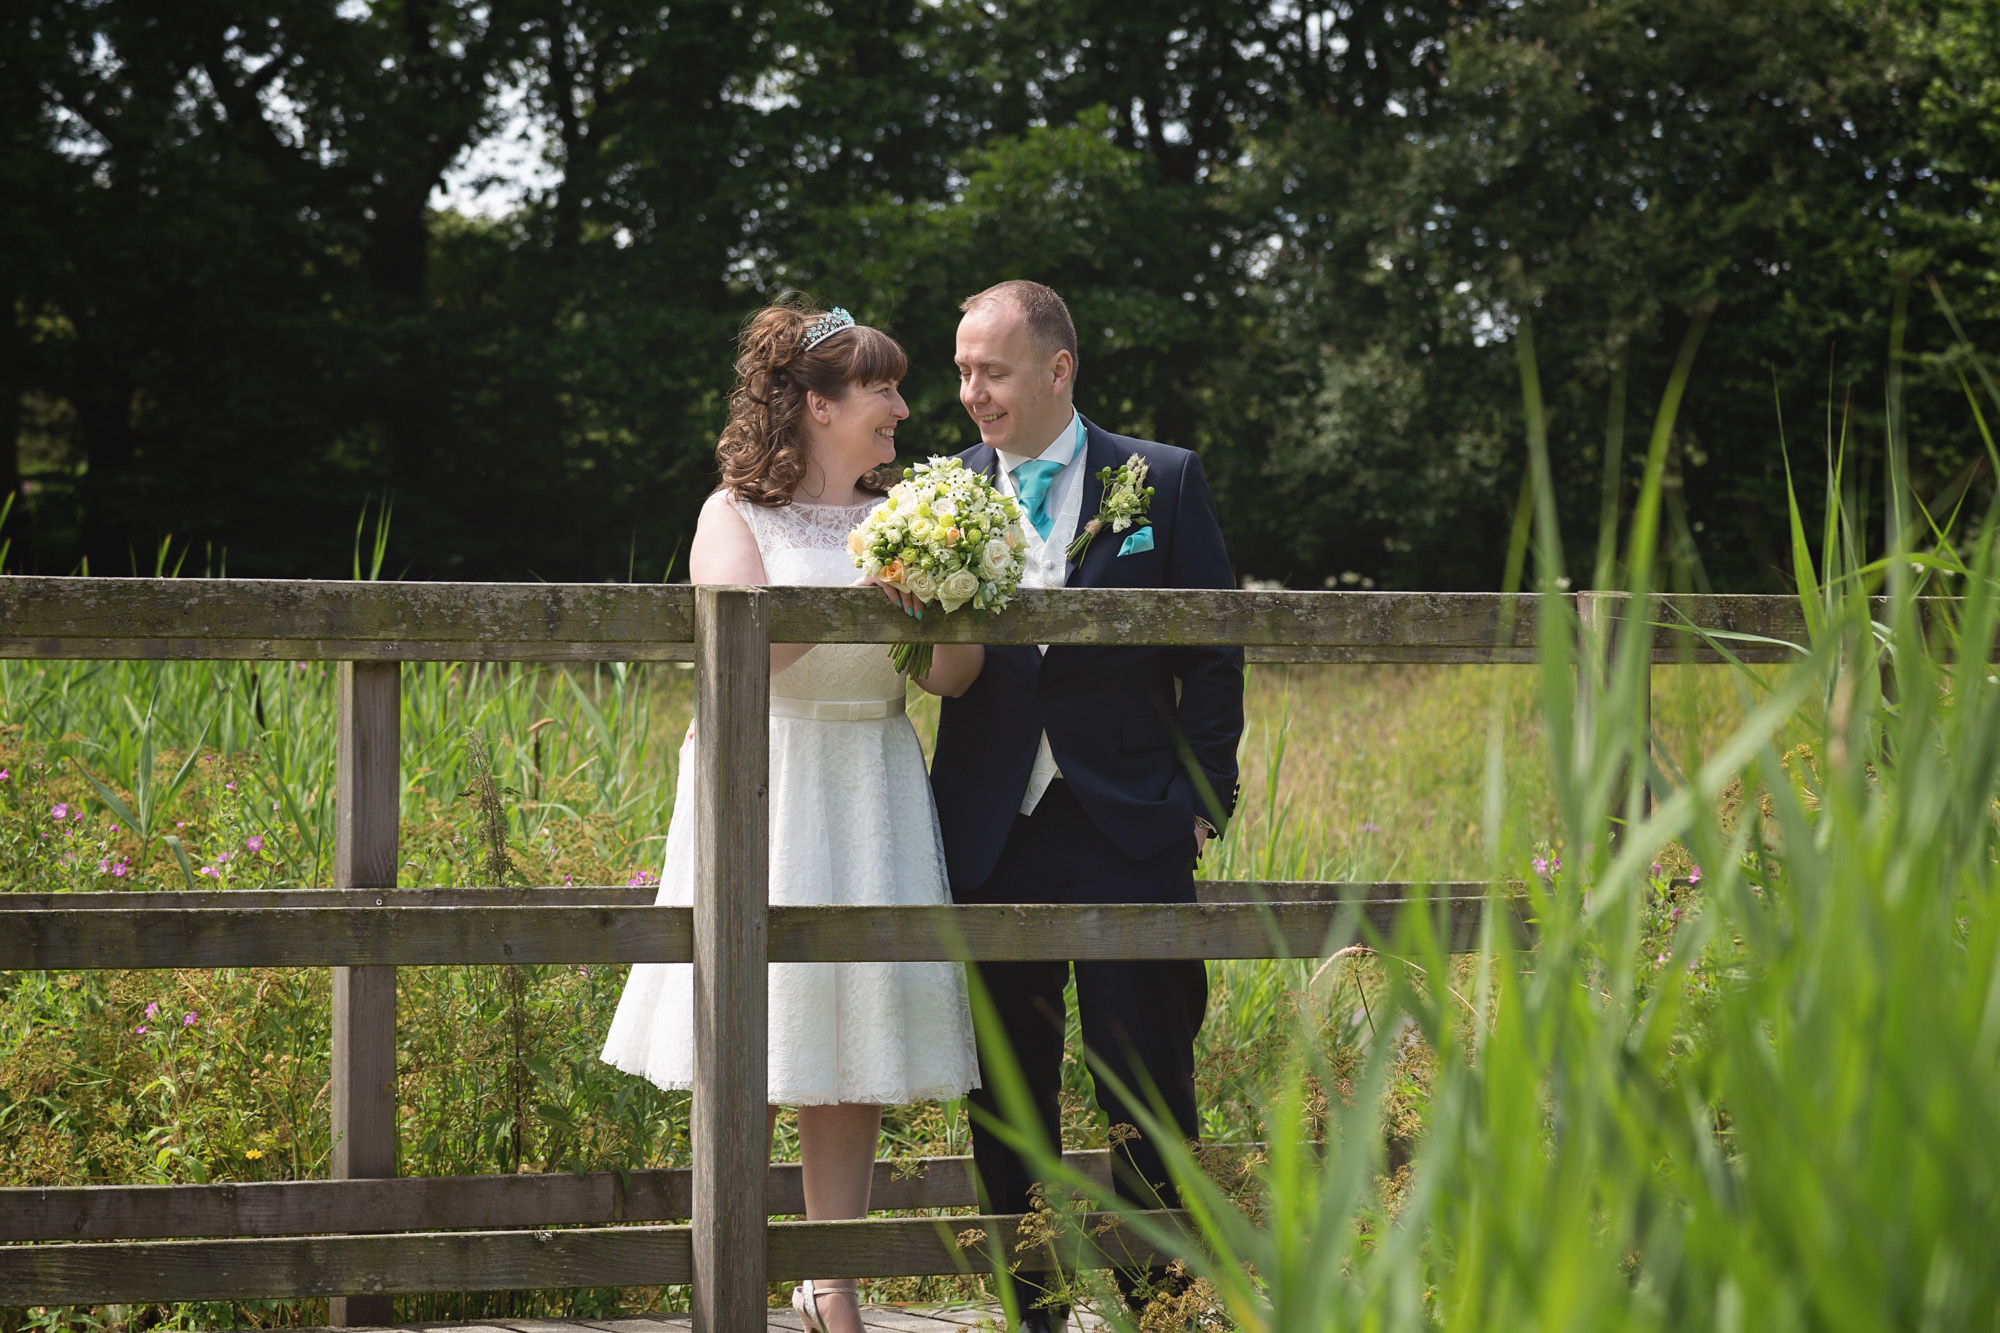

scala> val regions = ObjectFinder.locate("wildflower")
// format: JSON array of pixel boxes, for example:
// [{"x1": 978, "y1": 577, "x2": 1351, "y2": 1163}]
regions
[
  {"x1": 1655, "y1": 953, "x2": 1668, "y2": 965},
  {"x1": 1651, "y1": 863, "x2": 1663, "y2": 877},
  {"x1": 1689, "y1": 865, "x2": 1703, "y2": 885},
  {"x1": 1358, "y1": 822, "x2": 1382, "y2": 834},
  {"x1": 109, "y1": 824, "x2": 118, "y2": 833},
  {"x1": 51, "y1": 803, "x2": 67, "y2": 819},
  {"x1": 183, "y1": 1012, "x2": 197, "y2": 1027},
  {"x1": 145, "y1": 1002, "x2": 159, "y2": 1018},
  {"x1": 1532, "y1": 857, "x2": 1550, "y2": 877},
  {"x1": 99, "y1": 859, "x2": 111, "y2": 873},
  {"x1": 134, "y1": 1025, "x2": 147, "y2": 1035},
  {"x1": 245, "y1": 835, "x2": 263, "y2": 853},
  {"x1": 244, "y1": 1149, "x2": 264, "y2": 1161},
  {"x1": 225, "y1": 782, "x2": 237, "y2": 791},
  {"x1": 175, "y1": 821, "x2": 185, "y2": 829},
  {"x1": 199, "y1": 866, "x2": 217, "y2": 877},
  {"x1": 1671, "y1": 905, "x2": 1682, "y2": 921},
  {"x1": 111, "y1": 862, "x2": 129, "y2": 878},
  {"x1": 0, "y1": 769, "x2": 8, "y2": 780}
]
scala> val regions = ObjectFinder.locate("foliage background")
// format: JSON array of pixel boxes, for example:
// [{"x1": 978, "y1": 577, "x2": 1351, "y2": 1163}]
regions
[{"x1": 5, "y1": 0, "x2": 1997, "y2": 589}]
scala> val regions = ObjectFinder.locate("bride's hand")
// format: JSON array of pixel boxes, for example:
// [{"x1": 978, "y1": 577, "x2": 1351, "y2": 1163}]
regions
[{"x1": 859, "y1": 573, "x2": 924, "y2": 619}]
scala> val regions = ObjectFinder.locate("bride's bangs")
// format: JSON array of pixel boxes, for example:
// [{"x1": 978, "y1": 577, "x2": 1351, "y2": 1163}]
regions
[{"x1": 833, "y1": 325, "x2": 908, "y2": 388}]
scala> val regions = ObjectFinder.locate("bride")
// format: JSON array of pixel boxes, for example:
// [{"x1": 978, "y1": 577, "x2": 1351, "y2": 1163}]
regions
[{"x1": 600, "y1": 301, "x2": 983, "y2": 1333}]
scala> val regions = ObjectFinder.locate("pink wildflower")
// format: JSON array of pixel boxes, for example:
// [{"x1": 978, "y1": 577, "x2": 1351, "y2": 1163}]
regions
[
  {"x1": 1532, "y1": 857, "x2": 1550, "y2": 877},
  {"x1": 245, "y1": 835, "x2": 263, "y2": 853},
  {"x1": 225, "y1": 782, "x2": 237, "y2": 791},
  {"x1": 0, "y1": 769, "x2": 9, "y2": 781},
  {"x1": 98, "y1": 859, "x2": 111, "y2": 873},
  {"x1": 145, "y1": 1002, "x2": 158, "y2": 1018},
  {"x1": 199, "y1": 866, "x2": 217, "y2": 877},
  {"x1": 134, "y1": 1025, "x2": 147, "y2": 1035},
  {"x1": 182, "y1": 1012, "x2": 197, "y2": 1027},
  {"x1": 1689, "y1": 866, "x2": 1703, "y2": 885},
  {"x1": 51, "y1": 803, "x2": 67, "y2": 819},
  {"x1": 1650, "y1": 863, "x2": 1663, "y2": 877},
  {"x1": 111, "y1": 862, "x2": 128, "y2": 878}
]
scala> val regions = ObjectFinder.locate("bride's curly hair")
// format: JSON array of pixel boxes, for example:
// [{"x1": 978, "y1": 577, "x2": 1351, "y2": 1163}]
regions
[{"x1": 717, "y1": 299, "x2": 909, "y2": 507}]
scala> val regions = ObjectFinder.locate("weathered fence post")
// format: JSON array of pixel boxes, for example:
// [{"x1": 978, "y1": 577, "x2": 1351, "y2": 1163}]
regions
[
  {"x1": 693, "y1": 587, "x2": 771, "y2": 1333},
  {"x1": 330, "y1": 661, "x2": 400, "y2": 1328}
]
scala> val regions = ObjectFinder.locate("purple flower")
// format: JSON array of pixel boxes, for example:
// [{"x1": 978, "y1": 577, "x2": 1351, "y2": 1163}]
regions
[
  {"x1": 182, "y1": 1012, "x2": 197, "y2": 1027},
  {"x1": 225, "y1": 782, "x2": 237, "y2": 791},
  {"x1": 245, "y1": 835, "x2": 264, "y2": 853},
  {"x1": 51, "y1": 803, "x2": 67, "y2": 819},
  {"x1": 626, "y1": 869, "x2": 660, "y2": 888},
  {"x1": 0, "y1": 768, "x2": 9, "y2": 781},
  {"x1": 1655, "y1": 953, "x2": 1668, "y2": 965},
  {"x1": 1670, "y1": 905, "x2": 1682, "y2": 921},
  {"x1": 134, "y1": 1025, "x2": 147, "y2": 1035},
  {"x1": 99, "y1": 859, "x2": 111, "y2": 873},
  {"x1": 144, "y1": 1002, "x2": 158, "y2": 1018},
  {"x1": 1650, "y1": 863, "x2": 1663, "y2": 877},
  {"x1": 199, "y1": 866, "x2": 217, "y2": 877},
  {"x1": 1532, "y1": 857, "x2": 1550, "y2": 877},
  {"x1": 1689, "y1": 866, "x2": 1703, "y2": 885},
  {"x1": 1358, "y1": 822, "x2": 1382, "y2": 834},
  {"x1": 111, "y1": 862, "x2": 128, "y2": 878},
  {"x1": 109, "y1": 824, "x2": 118, "y2": 833}
]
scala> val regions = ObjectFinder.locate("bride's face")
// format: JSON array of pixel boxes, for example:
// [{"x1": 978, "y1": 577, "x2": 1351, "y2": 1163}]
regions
[{"x1": 806, "y1": 379, "x2": 906, "y2": 485}]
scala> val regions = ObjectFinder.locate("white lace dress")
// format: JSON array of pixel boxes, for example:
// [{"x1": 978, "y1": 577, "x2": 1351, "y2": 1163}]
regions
[{"x1": 600, "y1": 494, "x2": 980, "y2": 1105}]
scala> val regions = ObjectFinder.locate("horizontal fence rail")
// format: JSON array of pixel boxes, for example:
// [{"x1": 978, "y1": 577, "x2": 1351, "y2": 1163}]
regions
[
  {"x1": 1, "y1": 1148, "x2": 1144, "y2": 1242},
  {"x1": 0, "y1": 897, "x2": 1520, "y2": 970},
  {"x1": 0, "y1": 577, "x2": 1818, "y2": 661},
  {"x1": 0, "y1": 1211, "x2": 1181, "y2": 1305}
]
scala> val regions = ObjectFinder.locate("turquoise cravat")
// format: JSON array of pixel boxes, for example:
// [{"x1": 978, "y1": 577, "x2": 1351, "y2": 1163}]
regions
[{"x1": 1011, "y1": 458, "x2": 1064, "y2": 540}]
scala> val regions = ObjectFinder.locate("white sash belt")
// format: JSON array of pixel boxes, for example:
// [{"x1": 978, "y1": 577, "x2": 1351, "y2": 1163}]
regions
[{"x1": 770, "y1": 696, "x2": 905, "y2": 722}]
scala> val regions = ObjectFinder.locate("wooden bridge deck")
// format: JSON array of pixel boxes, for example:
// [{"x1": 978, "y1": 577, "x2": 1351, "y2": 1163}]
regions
[{"x1": 278, "y1": 1310, "x2": 1104, "y2": 1333}]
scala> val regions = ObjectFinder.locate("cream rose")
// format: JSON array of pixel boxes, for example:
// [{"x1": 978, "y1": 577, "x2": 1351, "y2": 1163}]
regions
[
  {"x1": 905, "y1": 568, "x2": 940, "y2": 603},
  {"x1": 980, "y1": 538, "x2": 1011, "y2": 578},
  {"x1": 940, "y1": 568, "x2": 981, "y2": 611}
]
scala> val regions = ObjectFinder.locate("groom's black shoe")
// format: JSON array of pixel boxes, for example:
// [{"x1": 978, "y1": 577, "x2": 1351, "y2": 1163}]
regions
[{"x1": 1017, "y1": 1305, "x2": 1068, "y2": 1333}]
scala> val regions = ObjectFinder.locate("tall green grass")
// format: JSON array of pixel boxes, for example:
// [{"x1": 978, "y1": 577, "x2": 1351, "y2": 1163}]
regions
[{"x1": 988, "y1": 294, "x2": 2000, "y2": 1330}]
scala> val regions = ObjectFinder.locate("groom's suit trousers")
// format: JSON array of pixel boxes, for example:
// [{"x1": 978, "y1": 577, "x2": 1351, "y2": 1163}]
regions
[{"x1": 957, "y1": 779, "x2": 1206, "y2": 1231}]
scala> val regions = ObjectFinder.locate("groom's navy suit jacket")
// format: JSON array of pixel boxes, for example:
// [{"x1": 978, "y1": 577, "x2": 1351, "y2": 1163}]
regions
[{"x1": 930, "y1": 417, "x2": 1245, "y2": 899}]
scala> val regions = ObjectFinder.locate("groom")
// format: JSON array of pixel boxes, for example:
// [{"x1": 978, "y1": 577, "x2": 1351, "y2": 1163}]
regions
[{"x1": 930, "y1": 280, "x2": 1245, "y2": 1327}]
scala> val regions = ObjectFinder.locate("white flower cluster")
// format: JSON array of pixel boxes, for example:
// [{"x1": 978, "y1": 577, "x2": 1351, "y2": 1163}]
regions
[{"x1": 848, "y1": 456, "x2": 1027, "y2": 614}]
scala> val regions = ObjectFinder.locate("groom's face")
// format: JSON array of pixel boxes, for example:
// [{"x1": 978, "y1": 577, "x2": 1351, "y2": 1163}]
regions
[{"x1": 955, "y1": 301, "x2": 1074, "y2": 457}]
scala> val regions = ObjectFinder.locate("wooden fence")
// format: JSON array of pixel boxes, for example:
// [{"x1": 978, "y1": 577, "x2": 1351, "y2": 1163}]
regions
[{"x1": 0, "y1": 578, "x2": 1809, "y2": 1329}]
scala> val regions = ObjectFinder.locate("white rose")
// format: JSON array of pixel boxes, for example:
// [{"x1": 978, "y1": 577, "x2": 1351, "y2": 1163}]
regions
[
  {"x1": 939, "y1": 568, "x2": 981, "y2": 611},
  {"x1": 980, "y1": 539, "x2": 1011, "y2": 578},
  {"x1": 905, "y1": 568, "x2": 939, "y2": 602},
  {"x1": 933, "y1": 497, "x2": 958, "y2": 519},
  {"x1": 910, "y1": 516, "x2": 934, "y2": 539}
]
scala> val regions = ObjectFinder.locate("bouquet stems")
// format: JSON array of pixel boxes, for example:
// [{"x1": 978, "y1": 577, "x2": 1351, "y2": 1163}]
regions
[{"x1": 891, "y1": 641, "x2": 934, "y2": 680}]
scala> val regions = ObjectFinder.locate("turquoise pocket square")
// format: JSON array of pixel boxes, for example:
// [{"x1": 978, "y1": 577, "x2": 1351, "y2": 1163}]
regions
[{"x1": 1118, "y1": 527, "x2": 1155, "y2": 556}]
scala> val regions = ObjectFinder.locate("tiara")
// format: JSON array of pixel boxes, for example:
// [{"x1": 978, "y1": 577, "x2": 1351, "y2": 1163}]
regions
[{"x1": 800, "y1": 307, "x2": 856, "y2": 353}]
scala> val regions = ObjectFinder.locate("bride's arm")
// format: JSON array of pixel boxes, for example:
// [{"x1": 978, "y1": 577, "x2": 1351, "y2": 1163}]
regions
[
  {"x1": 690, "y1": 493, "x2": 815, "y2": 675},
  {"x1": 912, "y1": 644, "x2": 983, "y2": 698}
]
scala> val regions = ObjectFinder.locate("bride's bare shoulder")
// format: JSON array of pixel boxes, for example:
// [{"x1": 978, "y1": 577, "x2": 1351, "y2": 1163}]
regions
[{"x1": 691, "y1": 488, "x2": 766, "y2": 584}]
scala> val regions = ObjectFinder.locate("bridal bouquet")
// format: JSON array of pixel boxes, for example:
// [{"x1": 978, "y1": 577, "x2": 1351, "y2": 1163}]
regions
[{"x1": 848, "y1": 456, "x2": 1027, "y2": 677}]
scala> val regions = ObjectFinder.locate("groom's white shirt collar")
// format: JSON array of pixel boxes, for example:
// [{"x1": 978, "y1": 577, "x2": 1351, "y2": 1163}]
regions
[{"x1": 995, "y1": 408, "x2": 1083, "y2": 478}]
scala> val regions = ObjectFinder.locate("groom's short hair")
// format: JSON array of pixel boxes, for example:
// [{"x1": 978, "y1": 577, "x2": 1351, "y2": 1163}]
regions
[{"x1": 961, "y1": 280, "x2": 1078, "y2": 370}]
